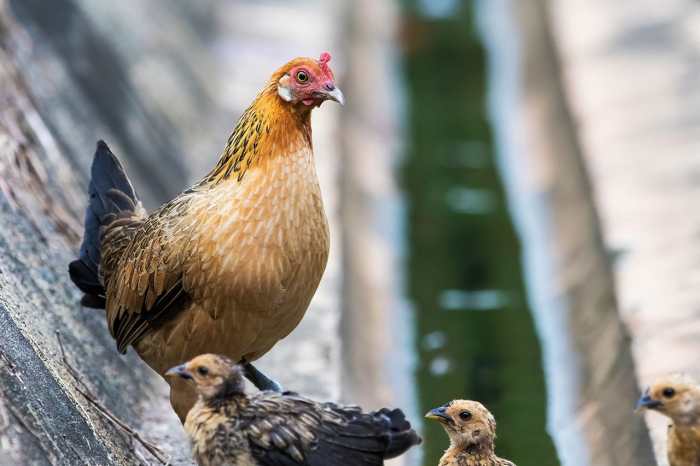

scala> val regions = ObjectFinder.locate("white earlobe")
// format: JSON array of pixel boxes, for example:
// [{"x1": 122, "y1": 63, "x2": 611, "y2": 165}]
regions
[{"x1": 277, "y1": 84, "x2": 293, "y2": 102}]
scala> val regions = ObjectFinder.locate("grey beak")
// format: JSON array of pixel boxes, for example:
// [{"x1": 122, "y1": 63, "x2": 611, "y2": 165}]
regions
[
  {"x1": 636, "y1": 392, "x2": 662, "y2": 411},
  {"x1": 165, "y1": 363, "x2": 192, "y2": 380},
  {"x1": 425, "y1": 406, "x2": 451, "y2": 422},
  {"x1": 325, "y1": 87, "x2": 345, "y2": 106}
]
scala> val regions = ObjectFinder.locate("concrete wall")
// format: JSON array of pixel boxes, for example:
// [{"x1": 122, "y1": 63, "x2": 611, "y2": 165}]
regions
[
  {"x1": 480, "y1": 1, "x2": 658, "y2": 465},
  {"x1": 548, "y1": 1, "x2": 700, "y2": 464}
]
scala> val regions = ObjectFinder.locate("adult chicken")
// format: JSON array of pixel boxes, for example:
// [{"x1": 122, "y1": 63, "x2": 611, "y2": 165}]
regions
[{"x1": 69, "y1": 53, "x2": 342, "y2": 420}]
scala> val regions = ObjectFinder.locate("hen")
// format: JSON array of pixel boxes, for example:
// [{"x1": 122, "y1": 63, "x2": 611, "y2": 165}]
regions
[
  {"x1": 69, "y1": 53, "x2": 343, "y2": 420},
  {"x1": 166, "y1": 354, "x2": 421, "y2": 466}
]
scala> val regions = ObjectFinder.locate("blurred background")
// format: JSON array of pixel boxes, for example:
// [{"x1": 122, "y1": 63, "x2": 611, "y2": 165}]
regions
[{"x1": 1, "y1": 0, "x2": 699, "y2": 465}]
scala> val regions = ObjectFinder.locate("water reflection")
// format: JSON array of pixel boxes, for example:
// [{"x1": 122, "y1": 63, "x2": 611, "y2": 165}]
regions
[
  {"x1": 439, "y1": 289, "x2": 510, "y2": 311},
  {"x1": 399, "y1": 1, "x2": 560, "y2": 465},
  {"x1": 422, "y1": 331, "x2": 447, "y2": 351},
  {"x1": 445, "y1": 187, "x2": 496, "y2": 214}
]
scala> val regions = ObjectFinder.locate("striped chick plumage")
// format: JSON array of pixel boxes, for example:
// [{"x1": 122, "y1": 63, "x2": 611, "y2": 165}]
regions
[{"x1": 167, "y1": 354, "x2": 422, "y2": 466}]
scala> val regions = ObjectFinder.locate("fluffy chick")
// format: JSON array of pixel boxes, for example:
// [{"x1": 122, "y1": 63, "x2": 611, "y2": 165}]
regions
[
  {"x1": 637, "y1": 375, "x2": 700, "y2": 466},
  {"x1": 167, "y1": 354, "x2": 422, "y2": 466},
  {"x1": 426, "y1": 400, "x2": 515, "y2": 466}
]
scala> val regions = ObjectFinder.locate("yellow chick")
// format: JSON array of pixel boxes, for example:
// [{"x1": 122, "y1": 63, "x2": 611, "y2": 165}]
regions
[
  {"x1": 426, "y1": 400, "x2": 515, "y2": 466},
  {"x1": 637, "y1": 375, "x2": 700, "y2": 466}
]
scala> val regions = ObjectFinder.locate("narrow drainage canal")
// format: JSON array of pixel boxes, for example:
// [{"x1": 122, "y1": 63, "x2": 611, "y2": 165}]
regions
[{"x1": 399, "y1": 2, "x2": 560, "y2": 465}]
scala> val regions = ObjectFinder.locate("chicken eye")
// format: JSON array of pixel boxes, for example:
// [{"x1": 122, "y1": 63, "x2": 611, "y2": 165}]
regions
[
  {"x1": 197, "y1": 366, "x2": 209, "y2": 376},
  {"x1": 296, "y1": 70, "x2": 309, "y2": 83},
  {"x1": 662, "y1": 387, "x2": 676, "y2": 398},
  {"x1": 459, "y1": 411, "x2": 472, "y2": 421}
]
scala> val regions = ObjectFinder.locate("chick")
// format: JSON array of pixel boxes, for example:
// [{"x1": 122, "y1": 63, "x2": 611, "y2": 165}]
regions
[
  {"x1": 637, "y1": 375, "x2": 700, "y2": 466},
  {"x1": 167, "y1": 354, "x2": 421, "y2": 466},
  {"x1": 426, "y1": 400, "x2": 515, "y2": 466}
]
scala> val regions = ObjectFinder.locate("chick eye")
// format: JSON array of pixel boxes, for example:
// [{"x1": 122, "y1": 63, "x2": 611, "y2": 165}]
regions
[
  {"x1": 296, "y1": 70, "x2": 309, "y2": 83},
  {"x1": 459, "y1": 411, "x2": 472, "y2": 421},
  {"x1": 197, "y1": 366, "x2": 209, "y2": 376},
  {"x1": 662, "y1": 387, "x2": 676, "y2": 398}
]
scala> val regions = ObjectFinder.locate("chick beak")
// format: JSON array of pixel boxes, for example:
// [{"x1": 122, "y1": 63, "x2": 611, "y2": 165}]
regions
[
  {"x1": 165, "y1": 363, "x2": 192, "y2": 380},
  {"x1": 636, "y1": 392, "x2": 662, "y2": 411},
  {"x1": 425, "y1": 407, "x2": 451, "y2": 423},
  {"x1": 320, "y1": 83, "x2": 344, "y2": 106}
]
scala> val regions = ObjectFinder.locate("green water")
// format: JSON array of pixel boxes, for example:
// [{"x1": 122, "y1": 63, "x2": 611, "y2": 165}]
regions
[{"x1": 399, "y1": 2, "x2": 560, "y2": 465}]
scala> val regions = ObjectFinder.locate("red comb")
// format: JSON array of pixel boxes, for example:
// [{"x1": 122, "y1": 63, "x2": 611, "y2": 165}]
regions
[{"x1": 318, "y1": 52, "x2": 333, "y2": 78}]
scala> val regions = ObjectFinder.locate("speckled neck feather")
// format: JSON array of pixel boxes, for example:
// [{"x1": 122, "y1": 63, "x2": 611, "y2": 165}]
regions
[{"x1": 202, "y1": 78, "x2": 312, "y2": 186}]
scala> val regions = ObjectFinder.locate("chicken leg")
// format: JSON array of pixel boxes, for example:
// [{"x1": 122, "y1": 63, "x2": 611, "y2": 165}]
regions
[{"x1": 242, "y1": 361, "x2": 283, "y2": 393}]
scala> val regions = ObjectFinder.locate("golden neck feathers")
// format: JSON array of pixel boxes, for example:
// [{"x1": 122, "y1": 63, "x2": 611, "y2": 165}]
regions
[{"x1": 203, "y1": 83, "x2": 313, "y2": 186}]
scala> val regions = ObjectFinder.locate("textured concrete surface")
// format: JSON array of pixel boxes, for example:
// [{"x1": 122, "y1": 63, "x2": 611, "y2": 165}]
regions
[
  {"x1": 479, "y1": 1, "x2": 656, "y2": 465},
  {"x1": 0, "y1": 9, "x2": 165, "y2": 462},
  {"x1": 548, "y1": 1, "x2": 700, "y2": 464}
]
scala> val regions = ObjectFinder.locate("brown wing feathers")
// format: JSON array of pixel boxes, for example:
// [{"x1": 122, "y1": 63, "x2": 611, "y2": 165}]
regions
[
  {"x1": 107, "y1": 201, "x2": 194, "y2": 353},
  {"x1": 112, "y1": 278, "x2": 189, "y2": 353}
]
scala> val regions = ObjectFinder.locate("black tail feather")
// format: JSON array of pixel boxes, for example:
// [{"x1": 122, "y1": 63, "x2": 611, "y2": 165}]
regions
[
  {"x1": 378, "y1": 408, "x2": 422, "y2": 459},
  {"x1": 69, "y1": 141, "x2": 139, "y2": 307}
]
